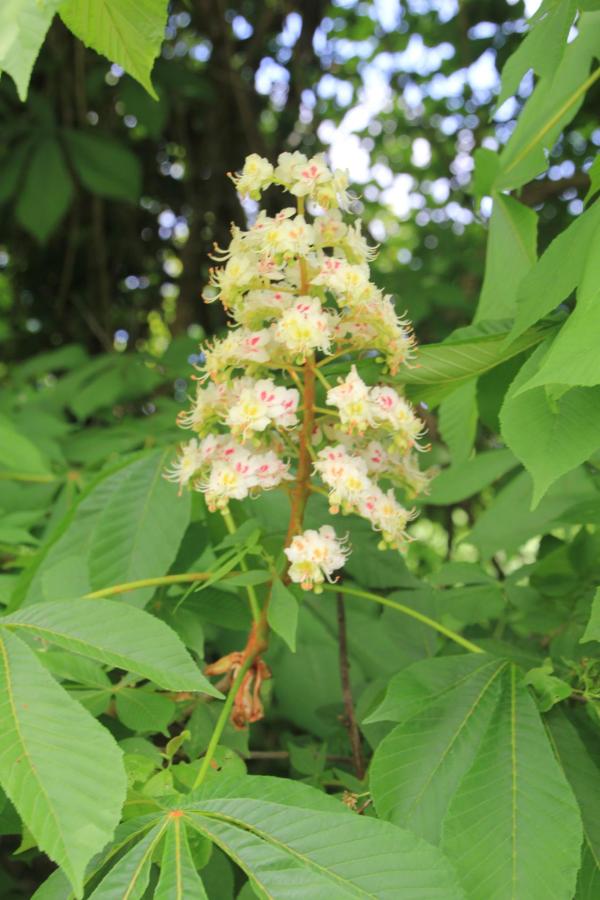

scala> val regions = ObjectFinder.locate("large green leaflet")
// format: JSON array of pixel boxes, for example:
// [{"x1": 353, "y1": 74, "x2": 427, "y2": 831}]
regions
[
  {"x1": 546, "y1": 709, "x2": 600, "y2": 890},
  {"x1": 0, "y1": 628, "x2": 126, "y2": 896},
  {"x1": 441, "y1": 667, "x2": 582, "y2": 900},
  {"x1": 0, "y1": 0, "x2": 63, "y2": 99},
  {"x1": 59, "y1": 0, "x2": 168, "y2": 98},
  {"x1": 2, "y1": 598, "x2": 222, "y2": 696}
]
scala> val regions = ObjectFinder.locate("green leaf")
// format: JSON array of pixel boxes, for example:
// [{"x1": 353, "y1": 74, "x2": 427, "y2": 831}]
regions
[
  {"x1": 15, "y1": 136, "x2": 73, "y2": 242},
  {"x1": 370, "y1": 657, "x2": 506, "y2": 843},
  {"x1": 365, "y1": 653, "x2": 500, "y2": 724},
  {"x1": 88, "y1": 821, "x2": 167, "y2": 899},
  {"x1": 184, "y1": 776, "x2": 465, "y2": 898},
  {"x1": 475, "y1": 195, "x2": 537, "y2": 322},
  {"x1": 584, "y1": 155, "x2": 600, "y2": 204},
  {"x1": 500, "y1": 346, "x2": 600, "y2": 505},
  {"x1": 88, "y1": 449, "x2": 191, "y2": 607},
  {"x1": 155, "y1": 817, "x2": 209, "y2": 899},
  {"x1": 496, "y1": 0, "x2": 576, "y2": 107},
  {"x1": 508, "y1": 198, "x2": 600, "y2": 345},
  {"x1": 0, "y1": 414, "x2": 52, "y2": 476},
  {"x1": 468, "y1": 466, "x2": 596, "y2": 558},
  {"x1": 59, "y1": 0, "x2": 168, "y2": 99},
  {"x1": 523, "y1": 660, "x2": 572, "y2": 711},
  {"x1": 116, "y1": 688, "x2": 175, "y2": 734},
  {"x1": 546, "y1": 708, "x2": 600, "y2": 890},
  {"x1": 496, "y1": 13, "x2": 600, "y2": 190},
  {"x1": 513, "y1": 227, "x2": 600, "y2": 391},
  {"x1": 441, "y1": 666, "x2": 582, "y2": 900},
  {"x1": 471, "y1": 148, "x2": 500, "y2": 203},
  {"x1": 426, "y1": 448, "x2": 518, "y2": 505},
  {"x1": 267, "y1": 578, "x2": 298, "y2": 652},
  {"x1": 0, "y1": 0, "x2": 62, "y2": 100},
  {"x1": 438, "y1": 379, "x2": 478, "y2": 464},
  {"x1": 3, "y1": 599, "x2": 222, "y2": 695},
  {"x1": 581, "y1": 586, "x2": 600, "y2": 643},
  {"x1": 63, "y1": 130, "x2": 142, "y2": 202},
  {"x1": 397, "y1": 325, "x2": 551, "y2": 392},
  {"x1": 0, "y1": 628, "x2": 126, "y2": 896}
]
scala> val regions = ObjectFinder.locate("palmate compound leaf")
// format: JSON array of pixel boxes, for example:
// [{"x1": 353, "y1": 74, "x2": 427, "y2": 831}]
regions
[
  {"x1": 369, "y1": 657, "x2": 583, "y2": 900},
  {"x1": 182, "y1": 776, "x2": 465, "y2": 899},
  {"x1": 2, "y1": 598, "x2": 222, "y2": 696},
  {"x1": 0, "y1": 628, "x2": 126, "y2": 897},
  {"x1": 36, "y1": 776, "x2": 466, "y2": 899}
]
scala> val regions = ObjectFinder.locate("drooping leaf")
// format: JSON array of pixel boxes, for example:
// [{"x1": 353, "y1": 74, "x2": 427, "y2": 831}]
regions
[
  {"x1": 500, "y1": 346, "x2": 600, "y2": 505},
  {"x1": 441, "y1": 666, "x2": 582, "y2": 900},
  {"x1": 15, "y1": 137, "x2": 73, "y2": 242},
  {"x1": 0, "y1": 0, "x2": 62, "y2": 100},
  {"x1": 63, "y1": 130, "x2": 142, "y2": 202},
  {"x1": 59, "y1": 0, "x2": 169, "y2": 98},
  {"x1": 475, "y1": 195, "x2": 537, "y2": 322},
  {"x1": 154, "y1": 816, "x2": 209, "y2": 899},
  {"x1": 370, "y1": 657, "x2": 506, "y2": 843},
  {"x1": 3, "y1": 598, "x2": 222, "y2": 695},
  {"x1": 0, "y1": 628, "x2": 126, "y2": 896},
  {"x1": 184, "y1": 776, "x2": 465, "y2": 899},
  {"x1": 88, "y1": 449, "x2": 191, "y2": 606}
]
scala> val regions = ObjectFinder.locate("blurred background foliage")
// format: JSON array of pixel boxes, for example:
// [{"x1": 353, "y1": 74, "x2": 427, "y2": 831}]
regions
[{"x1": 0, "y1": 0, "x2": 596, "y2": 363}]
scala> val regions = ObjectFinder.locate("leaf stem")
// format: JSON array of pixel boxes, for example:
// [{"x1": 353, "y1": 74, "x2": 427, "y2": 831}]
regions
[
  {"x1": 82, "y1": 572, "x2": 214, "y2": 599},
  {"x1": 323, "y1": 583, "x2": 484, "y2": 654},
  {"x1": 221, "y1": 509, "x2": 261, "y2": 623},
  {"x1": 192, "y1": 653, "x2": 256, "y2": 790}
]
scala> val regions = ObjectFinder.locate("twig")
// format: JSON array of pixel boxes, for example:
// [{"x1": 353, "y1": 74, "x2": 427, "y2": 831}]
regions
[{"x1": 336, "y1": 592, "x2": 365, "y2": 780}]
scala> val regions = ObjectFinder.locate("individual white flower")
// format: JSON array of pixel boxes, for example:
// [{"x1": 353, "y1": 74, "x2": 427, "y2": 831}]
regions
[
  {"x1": 165, "y1": 439, "x2": 206, "y2": 490},
  {"x1": 250, "y1": 450, "x2": 291, "y2": 489},
  {"x1": 326, "y1": 365, "x2": 374, "y2": 433},
  {"x1": 289, "y1": 154, "x2": 331, "y2": 197},
  {"x1": 314, "y1": 444, "x2": 371, "y2": 514},
  {"x1": 230, "y1": 154, "x2": 274, "y2": 199},
  {"x1": 177, "y1": 381, "x2": 228, "y2": 432},
  {"x1": 312, "y1": 258, "x2": 372, "y2": 302},
  {"x1": 370, "y1": 385, "x2": 424, "y2": 450},
  {"x1": 274, "y1": 151, "x2": 308, "y2": 187},
  {"x1": 285, "y1": 525, "x2": 350, "y2": 591},
  {"x1": 226, "y1": 378, "x2": 299, "y2": 436},
  {"x1": 358, "y1": 487, "x2": 415, "y2": 549},
  {"x1": 273, "y1": 297, "x2": 333, "y2": 359},
  {"x1": 208, "y1": 253, "x2": 256, "y2": 305}
]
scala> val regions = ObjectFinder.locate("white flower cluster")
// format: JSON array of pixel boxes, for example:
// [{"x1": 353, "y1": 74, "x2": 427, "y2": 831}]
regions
[{"x1": 168, "y1": 151, "x2": 431, "y2": 589}]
